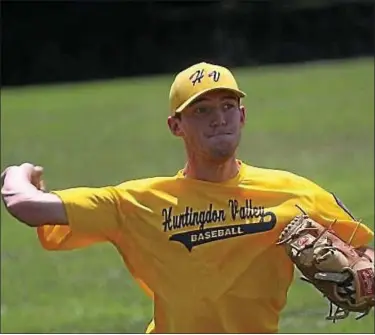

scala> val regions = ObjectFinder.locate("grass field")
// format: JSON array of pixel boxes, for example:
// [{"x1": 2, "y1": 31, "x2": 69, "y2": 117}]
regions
[{"x1": 1, "y1": 57, "x2": 374, "y2": 334}]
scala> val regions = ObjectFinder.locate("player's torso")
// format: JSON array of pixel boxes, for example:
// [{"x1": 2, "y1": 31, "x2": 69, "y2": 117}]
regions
[
  {"x1": 113, "y1": 167, "x2": 312, "y2": 332},
  {"x1": 117, "y1": 172, "x2": 309, "y2": 290}
]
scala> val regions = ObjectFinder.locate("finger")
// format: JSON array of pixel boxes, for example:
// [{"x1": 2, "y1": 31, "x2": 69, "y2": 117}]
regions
[
  {"x1": 32, "y1": 166, "x2": 44, "y2": 178},
  {"x1": 19, "y1": 163, "x2": 38, "y2": 180},
  {"x1": 19, "y1": 163, "x2": 36, "y2": 171},
  {"x1": 31, "y1": 166, "x2": 44, "y2": 189},
  {"x1": 38, "y1": 179, "x2": 47, "y2": 191},
  {"x1": 34, "y1": 166, "x2": 44, "y2": 173}
]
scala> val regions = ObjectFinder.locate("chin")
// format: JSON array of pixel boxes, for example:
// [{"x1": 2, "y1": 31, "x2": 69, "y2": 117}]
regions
[{"x1": 209, "y1": 146, "x2": 236, "y2": 162}]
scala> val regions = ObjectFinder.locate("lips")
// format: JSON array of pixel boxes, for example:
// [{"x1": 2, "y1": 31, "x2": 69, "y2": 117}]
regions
[{"x1": 207, "y1": 133, "x2": 233, "y2": 138}]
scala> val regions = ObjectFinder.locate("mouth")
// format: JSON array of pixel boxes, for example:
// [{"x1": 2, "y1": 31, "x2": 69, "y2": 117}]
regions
[{"x1": 207, "y1": 132, "x2": 233, "y2": 138}]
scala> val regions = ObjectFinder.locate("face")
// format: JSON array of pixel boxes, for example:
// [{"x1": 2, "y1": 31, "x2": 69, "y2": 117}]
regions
[{"x1": 168, "y1": 89, "x2": 246, "y2": 162}]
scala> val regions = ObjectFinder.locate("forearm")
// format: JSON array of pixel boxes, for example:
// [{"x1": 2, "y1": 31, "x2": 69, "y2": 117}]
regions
[
  {"x1": 1, "y1": 165, "x2": 67, "y2": 226},
  {"x1": 2, "y1": 166, "x2": 44, "y2": 225}
]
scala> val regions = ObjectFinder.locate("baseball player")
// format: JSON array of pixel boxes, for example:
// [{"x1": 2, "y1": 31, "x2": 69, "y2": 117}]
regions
[{"x1": 2, "y1": 62, "x2": 374, "y2": 333}]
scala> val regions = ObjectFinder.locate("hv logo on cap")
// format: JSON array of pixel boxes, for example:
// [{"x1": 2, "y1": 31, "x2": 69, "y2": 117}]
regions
[
  {"x1": 169, "y1": 62, "x2": 246, "y2": 114},
  {"x1": 189, "y1": 68, "x2": 221, "y2": 86}
]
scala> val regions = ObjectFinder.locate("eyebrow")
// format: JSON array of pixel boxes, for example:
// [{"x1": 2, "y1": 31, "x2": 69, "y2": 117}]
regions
[{"x1": 189, "y1": 95, "x2": 238, "y2": 107}]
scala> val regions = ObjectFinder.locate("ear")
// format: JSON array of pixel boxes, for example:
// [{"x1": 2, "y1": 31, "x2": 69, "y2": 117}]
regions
[
  {"x1": 239, "y1": 105, "x2": 246, "y2": 126},
  {"x1": 167, "y1": 116, "x2": 184, "y2": 137}
]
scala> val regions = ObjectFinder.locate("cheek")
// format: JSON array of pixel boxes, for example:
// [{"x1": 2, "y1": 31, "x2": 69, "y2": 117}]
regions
[
  {"x1": 227, "y1": 113, "x2": 242, "y2": 128},
  {"x1": 182, "y1": 119, "x2": 199, "y2": 134},
  {"x1": 182, "y1": 123, "x2": 206, "y2": 143}
]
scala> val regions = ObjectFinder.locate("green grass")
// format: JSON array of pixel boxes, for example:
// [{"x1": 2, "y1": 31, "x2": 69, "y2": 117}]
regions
[{"x1": 1, "y1": 57, "x2": 374, "y2": 333}]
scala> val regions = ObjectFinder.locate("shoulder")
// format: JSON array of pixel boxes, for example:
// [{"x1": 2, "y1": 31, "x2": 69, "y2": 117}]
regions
[
  {"x1": 109, "y1": 176, "x2": 181, "y2": 212},
  {"x1": 241, "y1": 163, "x2": 320, "y2": 192},
  {"x1": 114, "y1": 175, "x2": 180, "y2": 193},
  {"x1": 241, "y1": 164, "x2": 359, "y2": 220}
]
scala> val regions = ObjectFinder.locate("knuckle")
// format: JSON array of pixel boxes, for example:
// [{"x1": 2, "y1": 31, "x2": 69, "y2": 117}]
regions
[{"x1": 20, "y1": 162, "x2": 35, "y2": 169}]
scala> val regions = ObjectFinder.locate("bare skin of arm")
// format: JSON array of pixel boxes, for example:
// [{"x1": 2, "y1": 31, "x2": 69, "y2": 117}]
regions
[{"x1": 1, "y1": 163, "x2": 68, "y2": 227}]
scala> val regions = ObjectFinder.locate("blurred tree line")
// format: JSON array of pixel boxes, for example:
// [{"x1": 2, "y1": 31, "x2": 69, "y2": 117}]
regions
[{"x1": 2, "y1": 0, "x2": 374, "y2": 86}]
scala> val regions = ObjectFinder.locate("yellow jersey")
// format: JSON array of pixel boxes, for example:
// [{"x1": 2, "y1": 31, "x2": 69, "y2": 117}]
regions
[{"x1": 37, "y1": 161, "x2": 373, "y2": 333}]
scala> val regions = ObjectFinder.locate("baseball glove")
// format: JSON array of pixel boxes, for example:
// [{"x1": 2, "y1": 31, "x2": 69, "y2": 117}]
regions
[{"x1": 277, "y1": 211, "x2": 375, "y2": 322}]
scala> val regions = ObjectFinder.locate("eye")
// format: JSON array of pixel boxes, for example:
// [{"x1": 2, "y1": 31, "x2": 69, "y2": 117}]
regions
[
  {"x1": 195, "y1": 106, "x2": 211, "y2": 115},
  {"x1": 223, "y1": 102, "x2": 236, "y2": 111}
]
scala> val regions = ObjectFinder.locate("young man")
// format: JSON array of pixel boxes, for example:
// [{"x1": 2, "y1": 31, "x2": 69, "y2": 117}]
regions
[{"x1": 2, "y1": 62, "x2": 374, "y2": 333}]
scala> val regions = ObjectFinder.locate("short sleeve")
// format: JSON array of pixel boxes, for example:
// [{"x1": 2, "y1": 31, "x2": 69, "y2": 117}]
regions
[{"x1": 37, "y1": 186, "x2": 122, "y2": 250}]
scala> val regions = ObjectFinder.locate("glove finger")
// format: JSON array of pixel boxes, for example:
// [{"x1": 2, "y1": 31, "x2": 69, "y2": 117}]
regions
[{"x1": 314, "y1": 272, "x2": 351, "y2": 283}]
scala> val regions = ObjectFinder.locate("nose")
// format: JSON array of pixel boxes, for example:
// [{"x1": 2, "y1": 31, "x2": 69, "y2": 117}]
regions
[{"x1": 210, "y1": 109, "x2": 227, "y2": 127}]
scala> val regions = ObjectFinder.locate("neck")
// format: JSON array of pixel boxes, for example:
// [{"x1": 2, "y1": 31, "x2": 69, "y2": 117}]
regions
[{"x1": 183, "y1": 156, "x2": 240, "y2": 183}]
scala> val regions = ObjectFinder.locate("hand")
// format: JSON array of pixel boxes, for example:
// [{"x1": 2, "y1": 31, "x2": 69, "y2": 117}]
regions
[{"x1": 1, "y1": 163, "x2": 46, "y2": 191}]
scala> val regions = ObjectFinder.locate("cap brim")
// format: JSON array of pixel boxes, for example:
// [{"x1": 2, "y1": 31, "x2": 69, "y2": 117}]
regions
[{"x1": 175, "y1": 87, "x2": 246, "y2": 113}]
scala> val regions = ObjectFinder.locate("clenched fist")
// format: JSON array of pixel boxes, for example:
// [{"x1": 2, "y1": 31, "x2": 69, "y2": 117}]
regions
[{"x1": 1, "y1": 163, "x2": 46, "y2": 191}]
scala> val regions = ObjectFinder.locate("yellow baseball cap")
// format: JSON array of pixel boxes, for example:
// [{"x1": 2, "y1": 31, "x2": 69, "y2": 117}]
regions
[{"x1": 169, "y1": 62, "x2": 246, "y2": 114}]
